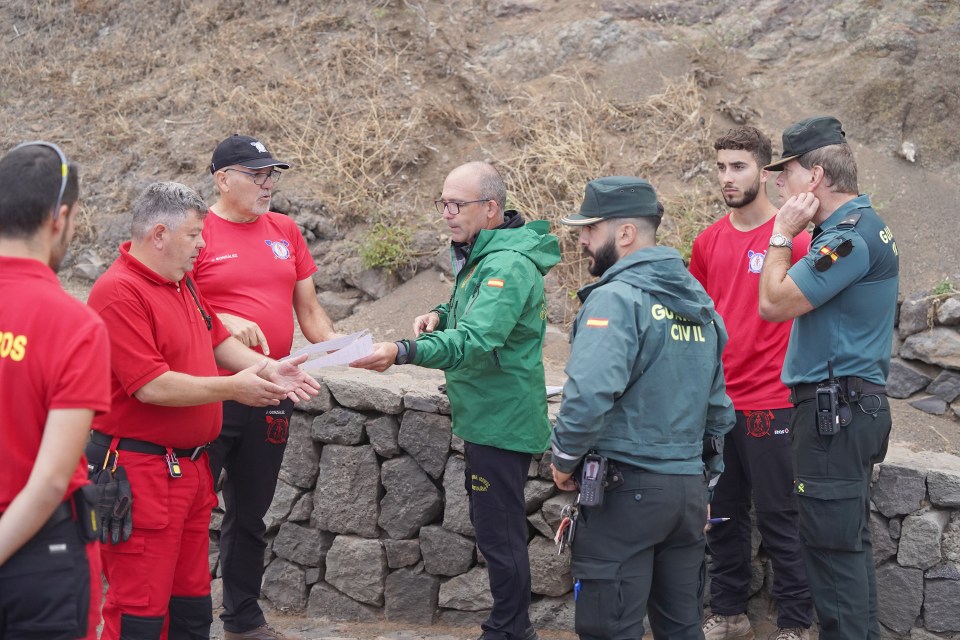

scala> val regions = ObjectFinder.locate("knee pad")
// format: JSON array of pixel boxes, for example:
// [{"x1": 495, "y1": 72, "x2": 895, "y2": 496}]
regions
[
  {"x1": 119, "y1": 613, "x2": 164, "y2": 640},
  {"x1": 168, "y1": 595, "x2": 213, "y2": 640}
]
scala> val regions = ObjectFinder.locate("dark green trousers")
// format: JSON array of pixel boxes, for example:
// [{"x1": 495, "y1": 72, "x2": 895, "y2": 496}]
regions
[
  {"x1": 791, "y1": 395, "x2": 891, "y2": 640},
  {"x1": 570, "y1": 467, "x2": 707, "y2": 640}
]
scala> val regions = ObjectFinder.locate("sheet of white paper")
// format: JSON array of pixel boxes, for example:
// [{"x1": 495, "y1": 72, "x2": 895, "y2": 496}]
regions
[
  {"x1": 545, "y1": 385, "x2": 563, "y2": 398},
  {"x1": 284, "y1": 330, "x2": 371, "y2": 361},
  {"x1": 299, "y1": 333, "x2": 374, "y2": 371}
]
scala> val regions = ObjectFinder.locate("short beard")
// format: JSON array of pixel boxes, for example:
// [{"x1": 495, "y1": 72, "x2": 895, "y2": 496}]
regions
[
  {"x1": 586, "y1": 237, "x2": 619, "y2": 277},
  {"x1": 722, "y1": 176, "x2": 761, "y2": 208}
]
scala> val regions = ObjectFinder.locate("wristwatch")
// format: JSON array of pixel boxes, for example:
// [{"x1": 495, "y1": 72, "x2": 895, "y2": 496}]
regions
[{"x1": 769, "y1": 233, "x2": 793, "y2": 249}]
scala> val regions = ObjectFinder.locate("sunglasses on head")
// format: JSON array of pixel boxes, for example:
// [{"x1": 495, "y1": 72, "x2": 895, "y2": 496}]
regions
[
  {"x1": 13, "y1": 141, "x2": 69, "y2": 221},
  {"x1": 815, "y1": 239, "x2": 853, "y2": 272}
]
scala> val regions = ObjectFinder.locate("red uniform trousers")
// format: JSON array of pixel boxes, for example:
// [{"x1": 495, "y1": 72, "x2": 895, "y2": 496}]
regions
[{"x1": 99, "y1": 451, "x2": 217, "y2": 640}]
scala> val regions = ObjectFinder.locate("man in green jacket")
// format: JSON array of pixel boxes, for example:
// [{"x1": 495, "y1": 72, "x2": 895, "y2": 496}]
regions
[
  {"x1": 352, "y1": 161, "x2": 561, "y2": 640},
  {"x1": 551, "y1": 177, "x2": 735, "y2": 640}
]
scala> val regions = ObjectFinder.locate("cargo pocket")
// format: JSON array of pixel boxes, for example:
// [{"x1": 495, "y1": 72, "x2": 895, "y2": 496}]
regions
[
  {"x1": 571, "y1": 558, "x2": 622, "y2": 638},
  {"x1": 794, "y1": 477, "x2": 864, "y2": 552},
  {"x1": 125, "y1": 455, "x2": 170, "y2": 530},
  {"x1": 101, "y1": 535, "x2": 150, "y2": 607}
]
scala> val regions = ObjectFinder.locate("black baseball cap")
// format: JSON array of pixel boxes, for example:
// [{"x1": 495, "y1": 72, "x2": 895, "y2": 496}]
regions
[
  {"x1": 210, "y1": 135, "x2": 290, "y2": 174},
  {"x1": 560, "y1": 177, "x2": 660, "y2": 226},
  {"x1": 765, "y1": 116, "x2": 847, "y2": 171}
]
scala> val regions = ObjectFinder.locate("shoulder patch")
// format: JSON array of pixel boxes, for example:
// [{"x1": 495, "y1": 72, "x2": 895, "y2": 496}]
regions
[
  {"x1": 486, "y1": 278, "x2": 505, "y2": 288},
  {"x1": 837, "y1": 213, "x2": 861, "y2": 229},
  {"x1": 585, "y1": 317, "x2": 609, "y2": 328}
]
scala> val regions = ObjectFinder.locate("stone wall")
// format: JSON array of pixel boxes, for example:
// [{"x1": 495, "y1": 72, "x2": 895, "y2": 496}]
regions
[
  {"x1": 208, "y1": 366, "x2": 960, "y2": 638},
  {"x1": 889, "y1": 290, "x2": 960, "y2": 419}
]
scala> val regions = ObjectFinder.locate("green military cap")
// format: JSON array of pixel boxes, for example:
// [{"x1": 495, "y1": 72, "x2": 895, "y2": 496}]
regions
[
  {"x1": 560, "y1": 176, "x2": 660, "y2": 226},
  {"x1": 765, "y1": 116, "x2": 847, "y2": 171}
]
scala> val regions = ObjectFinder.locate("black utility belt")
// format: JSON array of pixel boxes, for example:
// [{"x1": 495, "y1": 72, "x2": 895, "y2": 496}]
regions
[
  {"x1": 790, "y1": 376, "x2": 886, "y2": 404},
  {"x1": 89, "y1": 430, "x2": 208, "y2": 461}
]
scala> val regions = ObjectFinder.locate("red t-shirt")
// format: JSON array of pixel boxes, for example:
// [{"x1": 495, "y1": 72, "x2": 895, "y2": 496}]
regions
[
  {"x1": 193, "y1": 211, "x2": 317, "y2": 371},
  {"x1": 0, "y1": 256, "x2": 111, "y2": 510},
  {"x1": 689, "y1": 214, "x2": 811, "y2": 410},
  {"x1": 88, "y1": 243, "x2": 231, "y2": 448}
]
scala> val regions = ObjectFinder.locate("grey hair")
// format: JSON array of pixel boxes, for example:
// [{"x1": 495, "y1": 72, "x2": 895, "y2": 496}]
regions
[
  {"x1": 462, "y1": 161, "x2": 507, "y2": 214},
  {"x1": 798, "y1": 143, "x2": 859, "y2": 195},
  {"x1": 131, "y1": 182, "x2": 207, "y2": 240}
]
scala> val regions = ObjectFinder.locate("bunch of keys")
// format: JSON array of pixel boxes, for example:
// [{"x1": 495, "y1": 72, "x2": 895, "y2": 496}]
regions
[{"x1": 554, "y1": 500, "x2": 579, "y2": 554}]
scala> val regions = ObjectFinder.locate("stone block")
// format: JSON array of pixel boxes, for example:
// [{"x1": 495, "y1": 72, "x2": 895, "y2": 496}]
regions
[
  {"x1": 278, "y1": 412, "x2": 320, "y2": 489},
  {"x1": 305, "y1": 567, "x2": 321, "y2": 585},
  {"x1": 524, "y1": 479, "x2": 556, "y2": 514},
  {"x1": 886, "y1": 358, "x2": 934, "y2": 399},
  {"x1": 541, "y1": 492, "x2": 578, "y2": 529},
  {"x1": 324, "y1": 535, "x2": 387, "y2": 606},
  {"x1": 420, "y1": 525, "x2": 475, "y2": 576},
  {"x1": 288, "y1": 491, "x2": 313, "y2": 522},
  {"x1": 928, "y1": 470, "x2": 960, "y2": 508},
  {"x1": 872, "y1": 464, "x2": 927, "y2": 517},
  {"x1": 262, "y1": 558, "x2": 307, "y2": 611},
  {"x1": 898, "y1": 509, "x2": 949, "y2": 569},
  {"x1": 384, "y1": 564, "x2": 441, "y2": 623},
  {"x1": 537, "y1": 452, "x2": 554, "y2": 481},
  {"x1": 311, "y1": 407, "x2": 367, "y2": 445},
  {"x1": 323, "y1": 369, "x2": 405, "y2": 414},
  {"x1": 528, "y1": 536, "x2": 573, "y2": 597},
  {"x1": 910, "y1": 395, "x2": 949, "y2": 415},
  {"x1": 367, "y1": 414, "x2": 401, "y2": 458},
  {"x1": 928, "y1": 370, "x2": 960, "y2": 403},
  {"x1": 438, "y1": 566, "x2": 494, "y2": 611},
  {"x1": 528, "y1": 510, "x2": 554, "y2": 539},
  {"x1": 296, "y1": 382, "x2": 334, "y2": 414},
  {"x1": 937, "y1": 296, "x2": 960, "y2": 326},
  {"x1": 924, "y1": 578, "x2": 960, "y2": 632},
  {"x1": 529, "y1": 595, "x2": 576, "y2": 631},
  {"x1": 442, "y1": 455, "x2": 474, "y2": 537},
  {"x1": 876, "y1": 563, "x2": 923, "y2": 635},
  {"x1": 384, "y1": 538, "x2": 422, "y2": 569},
  {"x1": 379, "y1": 455, "x2": 443, "y2": 539},
  {"x1": 273, "y1": 522, "x2": 334, "y2": 568},
  {"x1": 403, "y1": 390, "x2": 441, "y2": 413},
  {"x1": 398, "y1": 410, "x2": 452, "y2": 479},
  {"x1": 901, "y1": 328, "x2": 960, "y2": 370},
  {"x1": 899, "y1": 294, "x2": 931, "y2": 338},
  {"x1": 870, "y1": 511, "x2": 898, "y2": 564},
  {"x1": 313, "y1": 445, "x2": 380, "y2": 537},
  {"x1": 925, "y1": 562, "x2": 960, "y2": 580},
  {"x1": 317, "y1": 290, "x2": 361, "y2": 321},
  {"x1": 263, "y1": 479, "x2": 301, "y2": 533},
  {"x1": 307, "y1": 581, "x2": 380, "y2": 622}
]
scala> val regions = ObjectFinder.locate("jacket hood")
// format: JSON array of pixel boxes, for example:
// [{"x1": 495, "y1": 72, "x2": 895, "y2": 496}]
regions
[
  {"x1": 467, "y1": 211, "x2": 561, "y2": 275},
  {"x1": 579, "y1": 245, "x2": 717, "y2": 325}
]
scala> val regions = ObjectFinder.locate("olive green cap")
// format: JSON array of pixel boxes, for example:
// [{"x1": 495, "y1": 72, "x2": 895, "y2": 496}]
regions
[
  {"x1": 560, "y1": 176, "x2": 660, "y2": 226},
  {"x1": 765, "y1": 116, "x2": 847, "y2": 171}
]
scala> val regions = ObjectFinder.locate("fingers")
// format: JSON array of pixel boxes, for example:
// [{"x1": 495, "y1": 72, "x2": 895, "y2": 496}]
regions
[{"x1": 256, "y1": 326, "x2": 270, "y2": 356}]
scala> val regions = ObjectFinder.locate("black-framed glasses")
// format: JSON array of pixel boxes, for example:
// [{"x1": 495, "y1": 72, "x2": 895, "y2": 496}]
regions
[
  {"x1": 225, "y1": 167, "x2": 282, "y2": 186},
  {"x1": 434, "y1": 199, "x2": 489, "y2": 215},
  {"x1": 814, "y1": 239, "x2": 853, "y2": 272},
  {"x1": 13, "y1": 140, "x2": 68, "y2": 220}
]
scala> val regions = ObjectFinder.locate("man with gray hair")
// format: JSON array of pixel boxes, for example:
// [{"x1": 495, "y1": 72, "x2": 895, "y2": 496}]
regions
[{"x1": 86, "y1": 182, "x2": 320, "y2": 640}]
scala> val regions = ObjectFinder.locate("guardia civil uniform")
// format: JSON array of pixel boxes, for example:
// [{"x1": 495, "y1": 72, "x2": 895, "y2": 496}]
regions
[
  {"x1": 551, "y1": 178, "x2": 735, "y2": 640},
  {"x1": 766, "y1": 117, "x2": 900, "y2": 640}
]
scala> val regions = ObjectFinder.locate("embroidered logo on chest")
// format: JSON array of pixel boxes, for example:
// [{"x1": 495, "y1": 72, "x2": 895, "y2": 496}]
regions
[
  {"x1": 747, "y1": 249, "x2": 766, "y2": 274},
  {"x1": 264, "y1": 239, "x2": 291, "y2": 260}
]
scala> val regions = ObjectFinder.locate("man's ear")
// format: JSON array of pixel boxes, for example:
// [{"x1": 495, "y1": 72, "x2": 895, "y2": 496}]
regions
[
  {"x1": 149, "y1": 223, "x2": 167, "y2": 249},
  {"x1": 617, "y1": 221, "x2": 637, "y2": 247},
  {"x1": 760, "y1": 167, "x2": 770, "y2": 184},
  {"x1": 808, "y1": 164, "x2": 826, "y2": 191}
]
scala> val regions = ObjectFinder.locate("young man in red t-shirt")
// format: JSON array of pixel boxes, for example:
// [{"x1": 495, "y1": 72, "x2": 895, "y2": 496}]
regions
[
  {"x1": 690, "y1": 127, "x2": 813, "y2": 640},
  {"x1": 0, "y1": 142, "x2": 110, "y2": 640},
  {"x1": 193, "y1": 136, "x2": 338, "y2": 640}
]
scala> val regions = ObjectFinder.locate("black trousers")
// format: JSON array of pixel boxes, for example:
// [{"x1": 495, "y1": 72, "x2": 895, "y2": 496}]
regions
[
  {"x1": 0, "y1": 515, "x2": 92, "y2": 640},
  {"x1": 207, "y1": 399, "x2": 293, "y2": 633},
  {"x1": 571, "y1": 468, "x2": 707, "y2": 640},
  {"x1": 464, "y1": 442, "x2": 533, "y2": 640},
  {"x1": 791, "y1": 395, "x2": 891, "y2": 640},
  {"x1": 707, "y1": 408, "x2": 812, "y2": 628}
]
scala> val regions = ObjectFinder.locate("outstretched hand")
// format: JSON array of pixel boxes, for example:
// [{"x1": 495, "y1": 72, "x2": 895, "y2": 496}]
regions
[
  {"x1": 350, "y1": 342, "x2": 400, "y2": 372},
  {"x1": 262, "y1": 354, "x2": 321, "y2": 402}
]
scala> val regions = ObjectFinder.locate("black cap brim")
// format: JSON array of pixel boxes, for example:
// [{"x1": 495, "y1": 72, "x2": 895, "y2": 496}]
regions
[
  {"x1": 763, "y1": 153, "x2": 799, "y2": 172},
  {"x1": 238, "y1": 158, "x2": 291, "y2": 170}
]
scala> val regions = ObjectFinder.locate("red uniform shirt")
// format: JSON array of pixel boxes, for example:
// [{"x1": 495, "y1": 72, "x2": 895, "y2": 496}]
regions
[
  {"x1": 689, "y1": 214, "x2": 811, "y2": 410},
  {"x1": 0, "y1": 256, "x2": 111, "y2": 510},
  {"x1": 193, "y1": 210, "x2": 317, "y2": 371},
  {"x1": 88, "y1": 243, "x2": 231, "y2": 448}
]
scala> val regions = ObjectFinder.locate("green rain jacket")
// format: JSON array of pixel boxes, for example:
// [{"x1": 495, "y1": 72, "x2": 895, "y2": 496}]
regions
[
  {"x1": 413, "y1": 211, "x2": 561, "y2": 453},
  {"x1": 551, "y1": 246, "x2": 735, "y2": 476}
]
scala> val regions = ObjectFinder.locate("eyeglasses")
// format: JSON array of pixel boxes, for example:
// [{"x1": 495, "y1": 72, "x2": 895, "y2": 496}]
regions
[
  {"x1": 224, "y1": 168, "x2": 282, "y2": 186},
  {"x1": 13, "y1": 140, "x2": 69, "y2": 220},
  {"x1": 814, "y1": 239, "x2": 853, "y2": 272},
  {"x1": 434, "y1": 199, "x2": 489, "y2": 215}
]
